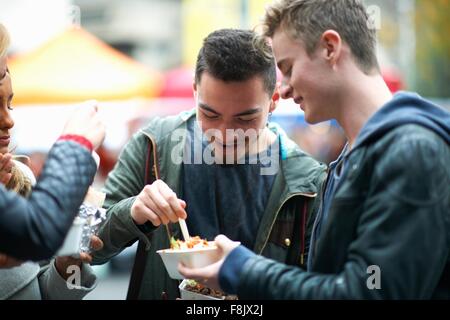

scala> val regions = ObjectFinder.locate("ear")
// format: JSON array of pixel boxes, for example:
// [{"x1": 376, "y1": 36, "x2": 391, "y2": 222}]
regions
[
  {"x1": 192, "y1": 81, "x2": 197, "y2": 99},
  {"x1": 320, "y1": 30, "x2": 342, "y2": 67}
]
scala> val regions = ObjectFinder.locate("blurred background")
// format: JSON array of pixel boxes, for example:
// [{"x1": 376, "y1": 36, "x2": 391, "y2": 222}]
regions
[{"x1": 1, "y1": 0, "x2": 449, "y2": 299}]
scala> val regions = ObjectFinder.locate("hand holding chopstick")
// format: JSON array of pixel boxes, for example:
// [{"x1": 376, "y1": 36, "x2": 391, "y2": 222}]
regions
[
  {"x1": 179, "y1": 219, "x2": 190, "y2": 241},
  {"x1": 130, "y1": 180, "x2": 187, "y2": 226}
]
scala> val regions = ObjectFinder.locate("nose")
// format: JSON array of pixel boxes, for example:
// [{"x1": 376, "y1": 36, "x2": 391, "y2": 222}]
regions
[
  {"x1": 0, "y1": 107, "x2": 14, "y2": 131},
  {"x1": 217, "y1": 122, "x2": 241, "y2": 145},
  {"x1": 220, "y1": 125, "x2": 233, "y2": 145},
  {"x1": 279, "y1": 78, "x2": 293, "y2": 100}
]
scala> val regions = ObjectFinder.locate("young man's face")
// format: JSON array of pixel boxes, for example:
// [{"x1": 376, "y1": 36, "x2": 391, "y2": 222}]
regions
[
  {"x1": 272, "y1": 29, "x2": 335, "y2": 124},
  {"x1": 194, "y1": 72, "x2": 277, "y2": 157}
]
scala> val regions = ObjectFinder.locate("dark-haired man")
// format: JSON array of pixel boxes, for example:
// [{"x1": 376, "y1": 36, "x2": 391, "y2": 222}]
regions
[{"x1": 93, "y1": 28, "x2": 326, "y2": 299}]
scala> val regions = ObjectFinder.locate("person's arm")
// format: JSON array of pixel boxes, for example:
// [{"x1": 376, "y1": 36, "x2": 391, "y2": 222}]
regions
[
  {"x1": 182, "y1": 133, "x2": 450, "y2": 299},
  {"x1": 38, "y1": 260, "x2": 97, "y2": 300},
  {"x1": 0, "y1": 140, "x2": 96, "y2": 261},
  {"x1": 0, "y1": 104, "x2": 105, "y2": 262},
  {"x1": 93, "y1": 126, "x2": 187, "y2": 265}
]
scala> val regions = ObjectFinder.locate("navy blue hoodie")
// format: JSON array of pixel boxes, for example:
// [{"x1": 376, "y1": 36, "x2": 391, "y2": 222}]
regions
[
  {"x1": 220, "y1": 91, "x2": 450, "y2": 293},
  {"x1": 307, "y1": 91, "x2": 450, "y2": 269},
  {"x1": 352, "y1": 91, "x2": 450, "y2": 149}
]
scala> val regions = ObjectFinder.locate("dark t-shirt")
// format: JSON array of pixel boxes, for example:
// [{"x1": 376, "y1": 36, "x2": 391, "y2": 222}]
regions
[{"x1": 181, "y1": 119, "x2": 278, "y2": 249}]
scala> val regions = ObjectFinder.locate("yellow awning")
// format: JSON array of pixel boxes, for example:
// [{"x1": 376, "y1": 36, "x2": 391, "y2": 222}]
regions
[{"x1": 9, "y1": 27, "x2": 162, "y2": 105}]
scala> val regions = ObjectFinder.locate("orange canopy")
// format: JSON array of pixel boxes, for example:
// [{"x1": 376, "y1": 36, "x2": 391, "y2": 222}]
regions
[{"x1": 9, "y1": 27, "x2": 162, "y2": 105}]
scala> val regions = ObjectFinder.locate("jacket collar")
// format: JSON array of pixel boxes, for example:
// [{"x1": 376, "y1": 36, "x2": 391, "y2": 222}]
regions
[{"x1": 271, "y1": 122, "x2": 325, "y2": 196}]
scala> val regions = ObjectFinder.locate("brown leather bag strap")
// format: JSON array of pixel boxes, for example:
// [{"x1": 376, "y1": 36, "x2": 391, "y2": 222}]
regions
[
  {"x1": 126, "y1": 234, "x2": 149, "y2": 300},
  {"x1": 126, "y1": 140, "x2": 157, "y2": 300}
]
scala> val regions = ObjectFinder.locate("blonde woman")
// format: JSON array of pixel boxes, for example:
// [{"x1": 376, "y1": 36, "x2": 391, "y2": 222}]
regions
[
  {"x1": 0, "y1": 23, "x2": 106, "y2": 299},
  {"x1": 0, "y1": 23, "x2": 105, "y2": 263}
]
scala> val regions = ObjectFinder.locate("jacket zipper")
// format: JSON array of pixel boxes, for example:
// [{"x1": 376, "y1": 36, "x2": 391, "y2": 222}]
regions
[
  {"x1": 308, "y1": 168, "x2": 331, "y2": 267},
  {"x1": 300, "y1": 201, "x2": 308, "y2": 265},
  {"x1": 259, "y1": 192, "x2": 317, "y2": 255}
]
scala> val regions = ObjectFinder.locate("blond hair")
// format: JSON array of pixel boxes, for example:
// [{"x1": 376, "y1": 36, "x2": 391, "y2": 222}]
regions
[
  {"x1": 6, "y1": 162, "x2": 33, "y2": 197},
  {"x1": 259, "y1": 0, "x2": 379, "y2": 74},
  {"x1": 0, "y1": 23, "x2": 11, "y2": 58},
  {"x1": 0, "y1": 25, "x2": 23, "y2": 194}
]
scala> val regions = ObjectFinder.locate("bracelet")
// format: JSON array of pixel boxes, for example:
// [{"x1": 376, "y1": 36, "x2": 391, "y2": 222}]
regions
[{"x1": 58, "y1": 134, "x2": 94, "y2": 152}]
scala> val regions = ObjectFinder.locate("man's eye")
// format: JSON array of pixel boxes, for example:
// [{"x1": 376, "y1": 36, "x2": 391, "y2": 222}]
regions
[
  {"x1": 202, "y1": 112, "x2": 219, "y2": 119},
  {"x1": 238, "y1": 118, "x2": 256, "y2": 123}
]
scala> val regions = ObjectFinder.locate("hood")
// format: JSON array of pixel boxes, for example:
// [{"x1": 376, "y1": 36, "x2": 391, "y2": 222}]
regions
[{"x1": 353, "y1": 92, "x2": 450, "y2": 152}]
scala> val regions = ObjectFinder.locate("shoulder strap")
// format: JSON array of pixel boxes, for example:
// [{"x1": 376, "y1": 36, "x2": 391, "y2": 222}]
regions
[{"x1": 126, "y1": 140, "x2": 158, "y2": 300}]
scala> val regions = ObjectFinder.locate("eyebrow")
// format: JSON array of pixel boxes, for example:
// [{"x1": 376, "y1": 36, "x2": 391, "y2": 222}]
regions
[
  {"x1": 199, "y1": 103, "x2": 262, "y2": 117},
  {"x1": 199, "y1": 103, "x2": 220, "y2": 115},
  {"x1": 234, "y1": 108, "x2": 262, "y2": 117}
]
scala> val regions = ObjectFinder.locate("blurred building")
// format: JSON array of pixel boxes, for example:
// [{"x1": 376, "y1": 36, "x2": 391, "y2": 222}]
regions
[{"x1": 74, "y1": 0, "x2": 183, "y2": 70}]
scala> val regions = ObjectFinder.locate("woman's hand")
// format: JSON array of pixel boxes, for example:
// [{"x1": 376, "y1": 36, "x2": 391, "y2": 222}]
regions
[
  {"x1": 54, "y1": 235, "x2": 103, "y2": 280},
  {"x1": 62, "y1": 102, "x2": 106, "y2": 150}
]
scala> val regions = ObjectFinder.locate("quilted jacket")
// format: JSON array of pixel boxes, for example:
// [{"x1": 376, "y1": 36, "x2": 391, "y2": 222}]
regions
[{"x1": 0, "y1": 141, "x2": 97, "y2": 261}]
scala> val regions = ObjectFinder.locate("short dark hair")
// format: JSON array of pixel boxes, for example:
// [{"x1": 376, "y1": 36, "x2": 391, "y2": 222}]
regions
[
  {"x1": 261, "y1": 0, "x2": 380, "y2": 74},
  {"x1": 195, "y1": 29, "x2": 277, "y2": 95}
]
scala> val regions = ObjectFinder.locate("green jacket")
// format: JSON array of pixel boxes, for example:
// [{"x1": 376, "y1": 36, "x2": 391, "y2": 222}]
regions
[{"x1": 93, "y1": 110, "x2": 326, "y2": 299}]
